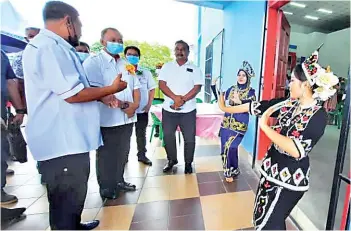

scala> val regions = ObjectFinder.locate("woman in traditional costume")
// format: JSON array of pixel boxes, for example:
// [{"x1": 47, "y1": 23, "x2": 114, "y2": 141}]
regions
[
  {"x1": 220, "y1": 61, "x2": 256, "y2": 182},
  {"x1": 218, "y1": 49, "x2": 339, "y2": 230}
]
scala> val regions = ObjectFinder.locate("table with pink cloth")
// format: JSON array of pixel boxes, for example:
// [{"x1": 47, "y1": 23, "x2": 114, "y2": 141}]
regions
[{"x1": 150, "y1": 103, "x2": 224, "y2": 139}]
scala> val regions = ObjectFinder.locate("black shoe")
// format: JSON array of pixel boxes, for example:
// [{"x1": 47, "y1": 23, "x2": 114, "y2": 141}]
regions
[
  {"x1": 163, "y1": 160, "x2": 178, "y2": 173},
  {"x1": 1, "y1": 190, "x2": 18, "y2": 205},
  {"x1": 79, "y1": 220, "x2": 100, "y2": 230},
  {"x1": 117, "y1": 181, "x2": 136, "y2": 191},
  {"x1": 99, "y1": 188, "x2": 118, "y2": 200},
  {"x1": 1, "y1": 207, "x2": 26, "y2": 222},
  {"x1": 184, "y1": 163, "x2": 193, "y2": 174},
  {"x1": 138, "y1": 155, "x2": 152, "y2": 166},
  {"x1": 6, "y1": 169, "x2": 14, "y2": 176}
]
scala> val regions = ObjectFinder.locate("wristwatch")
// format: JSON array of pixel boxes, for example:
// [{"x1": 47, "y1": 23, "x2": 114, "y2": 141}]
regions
[
  {"x1": 16, "y1": 109, "x2": 27, "y2": 114},
  {"x1": 121, "y1": 102, "x2": 129, "y2": 110}
]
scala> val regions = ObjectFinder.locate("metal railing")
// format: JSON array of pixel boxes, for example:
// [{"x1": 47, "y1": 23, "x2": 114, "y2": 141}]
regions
[{"x1": 326, "y1": 70, "x2": 350, "y2": 230}]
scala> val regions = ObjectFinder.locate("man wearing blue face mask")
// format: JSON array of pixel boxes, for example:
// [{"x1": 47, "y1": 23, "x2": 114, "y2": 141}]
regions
[
  {"x1": 83, "y1": 28, "x2": 141, "y2": 199},
  {"x1": 75, "y1": 41, "x2": 90, "y2": 62},
  {"x1": 124, "y1": 46, "x2": 156, "y2": 166}
]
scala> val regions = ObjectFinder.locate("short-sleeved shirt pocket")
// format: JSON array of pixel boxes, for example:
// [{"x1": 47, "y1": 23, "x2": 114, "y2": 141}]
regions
[{"x1": 138, "y1": 75, "x2": 148, "y2": 86}]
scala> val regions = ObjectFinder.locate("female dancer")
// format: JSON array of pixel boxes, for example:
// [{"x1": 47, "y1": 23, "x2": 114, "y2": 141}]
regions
[
  {"x1": 220, "y1": 61, "x2": 256, "y2": 182},
  {"x1": 218, "y1": 50, "x2": 339, "y2": 230}
]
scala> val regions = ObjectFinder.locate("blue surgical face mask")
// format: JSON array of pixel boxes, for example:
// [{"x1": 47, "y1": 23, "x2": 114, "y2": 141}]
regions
[
  {"x1": 77, "y1": 52, "x2": 89, "y2": 62},
  {"x1": 126, "y1": 55, "x2": 140, "y2": 65},
  {"x1": 106, "y1": 41, "x2": 123, "y2": 55}
]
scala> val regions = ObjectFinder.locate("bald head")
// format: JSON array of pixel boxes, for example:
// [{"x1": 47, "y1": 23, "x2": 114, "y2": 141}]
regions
[
  {"x1": 101, "y1": 28, "x2": 122, "y2": 40},
  {"x1": 100, "y1": 27, "x2": 123, "y2": 47}
]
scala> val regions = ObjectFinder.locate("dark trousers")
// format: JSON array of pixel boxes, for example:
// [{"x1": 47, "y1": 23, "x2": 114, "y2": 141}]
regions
[
  {"x1": 96, "y1": 124, "x2": 133, "y2": 190},
  {"x1": 253, "y1": 177, "x2": 304, "y2": 230},
  {"x1": 1, "y1": 127, "x2": 9, "y2": 189},
  {"x1": 38, "y1": 153, "x2": 90, "y2": 230},
  {"x1": 135, "y1": 113, "x2": 148, "y2": 156},
  {"x1": 211, "y1": 85, "x2": 218, "y2": 101},
  {"x1": 162, "y1": 109, "x2": 196, "y2": 163}
]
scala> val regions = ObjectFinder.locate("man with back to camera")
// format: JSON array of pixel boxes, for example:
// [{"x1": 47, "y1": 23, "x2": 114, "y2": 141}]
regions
[
  {"x1": 22, "y1": 1, "x2": 127, "y2": 229},
  {"x1": 83, "y1": 28, "x2": 140, "y2": 200},
  {"x1": 159, "y1": 40, "x2": 204, "y2": 174}
]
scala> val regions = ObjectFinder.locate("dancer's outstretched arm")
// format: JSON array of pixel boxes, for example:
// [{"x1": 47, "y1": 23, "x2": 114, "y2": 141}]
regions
[
  {"x1": 218, "y1": 92, "x2": 286, "y2": 117},
  {"x1": 218, "y1": 92, "x2": 250, "y2": 113}
]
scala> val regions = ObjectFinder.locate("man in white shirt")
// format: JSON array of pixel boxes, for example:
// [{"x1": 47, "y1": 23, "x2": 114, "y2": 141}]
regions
[
  {"x1": 83, "y1": 28, "x2": 141, "y2": 199},
  {"x1": 159, "y1": 40, "x2": 204, "y2": 174},
  {"x1": 124, "y1": 46, "x2": 156, "y2": 166},
  {"x1": 22, "y1": 2, "x2": 127, "y2": 229}
]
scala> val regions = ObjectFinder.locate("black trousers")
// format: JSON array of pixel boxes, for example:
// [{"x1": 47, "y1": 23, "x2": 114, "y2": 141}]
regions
[
  {"x1": 1, "y1": 115, "x2": 9, "y2": 189},
  {"x1": 38, "y1": 153, "x2": 90, "y2": 230},
  {"x1": 96, "y1": 124, "x2": 133, "y2": 190},
  {"x1": 135, "y1": 113, "x2": 148, "y2": 156},
  {"x1": 211, "y1": 85, "x2": 218, "y2": 101},
  {"x1": 253, "y1": 177, "x2": 304, "y2": 230},
  {"x1": 162, "y1": 109, "x2": 196, "y2": 164}
]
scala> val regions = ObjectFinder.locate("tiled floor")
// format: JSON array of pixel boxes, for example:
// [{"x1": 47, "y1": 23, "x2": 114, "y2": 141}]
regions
[{"x1": 2, "y1": 131, "x2": 299, "y2": 230}]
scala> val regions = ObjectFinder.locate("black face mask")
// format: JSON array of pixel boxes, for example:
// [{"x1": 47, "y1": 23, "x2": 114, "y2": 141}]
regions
[
  {"x1": 66, "y1": 35, "x2": 79, "y2": 47},
  {"x1": 66, "y1": 17, "x2": 79, "y2": 47}
]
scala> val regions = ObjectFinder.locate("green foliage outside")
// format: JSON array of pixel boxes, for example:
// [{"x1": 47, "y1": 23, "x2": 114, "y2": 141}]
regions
[{"x1": 90, "y1": 40, "x2": 173, "y2": 75}]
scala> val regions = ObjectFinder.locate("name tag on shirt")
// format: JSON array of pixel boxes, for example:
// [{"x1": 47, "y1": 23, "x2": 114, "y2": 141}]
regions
[{"x1": 186, "y1": 68, "x2": 193, "y2": 73}]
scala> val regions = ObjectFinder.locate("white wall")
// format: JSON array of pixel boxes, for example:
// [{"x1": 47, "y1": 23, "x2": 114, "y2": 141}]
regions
[
  {"x1": 289, "y1": 27, "x2": 350, "y2": 78},
  {"x1": 319, "y1": 28, "x2": 350, "y2": 78},
  {"x1": 198, "y1": 7, "x2": 224, "y2": 73},
  {"x1": 197, "y1": 7, "x2": 224, "y2": 99}
]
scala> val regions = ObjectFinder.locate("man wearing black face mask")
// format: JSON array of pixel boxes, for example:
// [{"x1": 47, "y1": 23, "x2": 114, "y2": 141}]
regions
[{"x1": 21, "y1": 1, "x2": 127, "y2": 230}]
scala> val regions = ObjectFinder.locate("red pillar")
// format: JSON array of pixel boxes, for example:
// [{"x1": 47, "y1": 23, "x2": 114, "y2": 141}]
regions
[{"x1": 257, "y1": 0, "x2": 290, "y2": 160}]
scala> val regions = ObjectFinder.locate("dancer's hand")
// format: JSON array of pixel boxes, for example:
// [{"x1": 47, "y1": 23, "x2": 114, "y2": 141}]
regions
[{"x1": 232, "y1": 91, "x2": 241, "y2": 104}]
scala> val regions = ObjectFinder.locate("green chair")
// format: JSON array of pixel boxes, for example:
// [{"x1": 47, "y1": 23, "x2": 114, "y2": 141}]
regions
[
  {"x1": 150, "y1": 112, "x2": 164, "y2": 146},
  {"x1": 196, "y1": 98, "x2": 203, "y2": 103},
  {"x1": 211, "y1": 99, "x2": 217, "y2": 104},
  {"x1": 328, "y1": 102, "x2": 344, "y2": 129},
  {"x1": 152, "y1": 99, "x2": 164, "y2": 105}
]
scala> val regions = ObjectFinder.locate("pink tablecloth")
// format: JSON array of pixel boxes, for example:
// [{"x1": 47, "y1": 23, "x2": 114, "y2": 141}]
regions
[{"x1": 150, "y1": 103, "x2": 224, "y2": 139}]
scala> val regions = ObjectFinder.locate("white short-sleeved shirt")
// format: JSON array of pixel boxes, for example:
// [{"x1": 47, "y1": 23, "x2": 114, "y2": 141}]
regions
[
  {"x1": 22, "y1": 29, "x2": 102, "y2": 161},
  {"x1": 136, "y1": 67, "x2": 156, "y2": 114},
  {"x1": 159, "y1": 61, "x2": 204, "y2": 113},
  {"x1": 83, "y1": 51, "x2": 141, "y2": 127}
]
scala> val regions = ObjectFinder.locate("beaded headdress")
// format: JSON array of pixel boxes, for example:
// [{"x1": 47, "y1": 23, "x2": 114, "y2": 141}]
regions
[
  {"x1": 240, "y1": 61, "x2": 255, "y2": 78},
  {"x1": 302, "y1": 44, "x2": 339, "y2": 101}
]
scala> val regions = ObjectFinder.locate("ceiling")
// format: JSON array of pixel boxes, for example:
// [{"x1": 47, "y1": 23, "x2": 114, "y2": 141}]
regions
[
  {"x1": 282, "y1": 0, "x2": 350, "y2": 33},
  {"x1": 177, "y1": 1, "x2": 229, "y2": 10}
]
